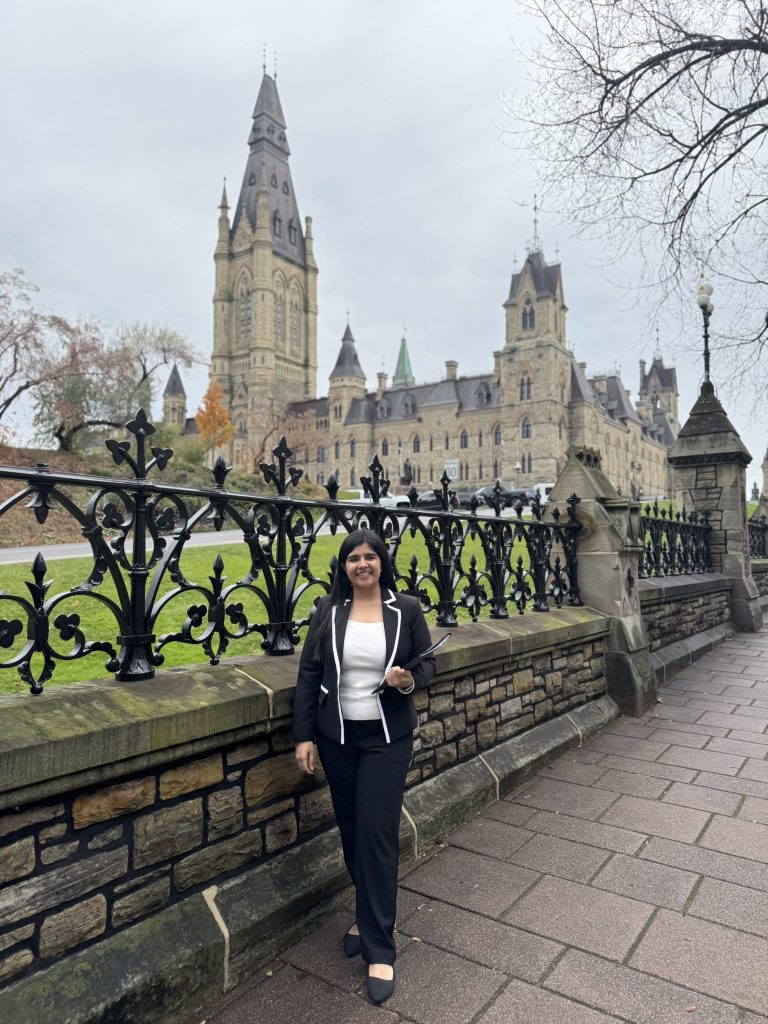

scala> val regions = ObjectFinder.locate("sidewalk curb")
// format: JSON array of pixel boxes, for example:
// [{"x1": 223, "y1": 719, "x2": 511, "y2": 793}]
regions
[{"x1": 0, "y1": 696, "x2": 617, "y2": 1024}]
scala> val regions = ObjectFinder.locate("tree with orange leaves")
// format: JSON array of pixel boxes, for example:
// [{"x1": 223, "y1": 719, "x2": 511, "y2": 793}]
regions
[{"x1": 196, "y1": 380, "x2": 234, "y2": 448}]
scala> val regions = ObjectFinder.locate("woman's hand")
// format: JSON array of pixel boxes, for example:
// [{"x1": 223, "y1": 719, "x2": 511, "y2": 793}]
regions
[
  {"x1": 295, "y1": 741, "x2": 315, "y2": 775},
  {"x1": 385, "y1": 666, "x2": 414, "y2": 689}
]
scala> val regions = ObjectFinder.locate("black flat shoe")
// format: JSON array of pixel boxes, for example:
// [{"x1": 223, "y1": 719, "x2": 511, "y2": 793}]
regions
[
  {"x1": 342, "y1": 930, "x2": 361, "y2": 958},
  {"x1": 367, "y1": 971, "x2": 395, "y2": 1005}
]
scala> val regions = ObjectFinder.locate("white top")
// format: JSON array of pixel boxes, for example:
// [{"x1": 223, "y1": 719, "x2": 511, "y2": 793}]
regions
[{"x1": 339, "y1": 620, "x2": 387, "y2": 721}]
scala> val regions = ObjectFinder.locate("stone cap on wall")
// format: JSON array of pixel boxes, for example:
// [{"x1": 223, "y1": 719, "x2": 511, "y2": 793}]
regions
[{"x1": 669, "y1": 383, "x2": 751, "y2": 467}]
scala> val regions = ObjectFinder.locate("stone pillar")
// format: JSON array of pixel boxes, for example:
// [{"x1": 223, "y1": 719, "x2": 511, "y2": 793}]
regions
[
  {"x1": 668, "y1": 382, "x2": 762, "y2": 633},
  {"x1": 549, "y1": 446, "x2": 656, "y2": 716}
]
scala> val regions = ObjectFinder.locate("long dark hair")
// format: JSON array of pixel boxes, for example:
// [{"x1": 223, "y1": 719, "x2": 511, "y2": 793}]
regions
[{"x1": 311, "y1": 529, "x2": 397, "y2": 658}]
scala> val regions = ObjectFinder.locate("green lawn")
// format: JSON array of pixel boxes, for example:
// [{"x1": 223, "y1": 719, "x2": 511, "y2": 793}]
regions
[{"x1": 0, "y1": 521, "x2": 537, "y2": 694}]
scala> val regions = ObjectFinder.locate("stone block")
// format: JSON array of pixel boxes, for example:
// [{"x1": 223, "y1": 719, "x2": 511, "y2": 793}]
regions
[
  {"x1": 73, "y1": 777, "x2": 156, "y2": 829},
  {"x1": 40, "y1": 840, "x2": 79, "y2": 865},
  {"x1": 499, "y1": 696, "x2": 522, "y2": 720},
  {"x1": 419, "y1": 720, "x2": 444, "y2": 747},
  {"x1": 112, "y1": 877, "x2": 171, "y2": 928},
  {"x1": 174, "y1": 830, "x2": 262, "y2": 891},
  {"x1": 454, "y1": 678, "x2": 475, "y2": 698},
  {"x1": 490, "y1": 686, "x2": 506, "y2": 702},
  {"x1": 0, "y1": 838, "x2": 35, "y2": 885},
  {"x1": 38, "y1": 823, "x2": 67, "y2": 844},
  {"x1": 298, "y1": 787, "x2": 335, "y2": 833},
  {"x1": 534, "y1": 698, "x2": 554, "y2": 721},
  {"x1": 247, "y1": 797, "x2": 294, "y2": 824},
  {"x1": 435, "y1": 743, "x2": 457, "y2": 769},
  {"x1": 429, "y1": 693, "x2": 454, "y2": 715},
  {"x1": 160, "y1": 754, "x2": 223, "y2": 800},
  {"x1": 226, "y1": 740, "x2": 269, "y2": 765},
  {"x1": 513, "y1": 668, "x2": 534, "y2": 694},
  {"x1": 0, "y1": 805, "x2": 64, "y2": 839},
  {"x1": 0, "y1": 948, "x2": 32, "y2": 983},
  {"x1": 465, "y1": 696, "x2": 490, "y2": 722},
  {"x1": 476, "y1": 717, "x2": 498, "y2": 749},
  {"x1": 133, "y1": 800, "x2": 203, "y2": 869},
  {"x1": 458, "y1": 735, "x2": 477, "y2": 760},
  {"x1": 0, "y1": 924, "x2": 33, "y2": 955},
  {"x1": 207, "y1": 787, "x2": 243, "y2": 841},
  {"x1": 244, "y1": 752, "x2": 307, "y2": 806},
  {"x1": 443, "y1": 712, "x2": 466, "y2": 740},
  {"x1": 0, "y1": 846, "x2": 127, "y2": 929},
  {"x1": 88, "y1": 825, "x2": 124, "y2": 850},
  {"x1": 271, "y1": 730, "x2": 295, "y2": 753},
  {"x1": 265, "y1": 813, "x2": 298, "y2": 853},
  {"x1": 413, "y1": 690, "x2": 429, "y2": 710},
  {"x1": 39, "y1": 894, "x2": 107, "y2": 958}
]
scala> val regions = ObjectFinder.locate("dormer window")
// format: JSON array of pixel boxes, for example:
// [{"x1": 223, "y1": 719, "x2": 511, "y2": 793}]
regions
[
  {"x1": 522, "y1": 298, "x2": 535, "y2": 330},
  {"x1": 288, "y1": 220, "x2": 298, "y2": 245},
  {"x1": 476, "y1": 384, "x2": 490, "y2": 406},
  {"x1": 282, "y1": 180, "x2": 290, "y2": 194},
  {"x1": 270, "y1": 171, "x2": 278, "y2": 187},
  {"x1": 402, "y1": 394, "x2": 415, "y2": 416},
  {"x1": 273, "y1": 213, "x2": 282, "y2": 238},
  {"x1": 378, "y1": 400, "x2": 391, "y2": 419}
]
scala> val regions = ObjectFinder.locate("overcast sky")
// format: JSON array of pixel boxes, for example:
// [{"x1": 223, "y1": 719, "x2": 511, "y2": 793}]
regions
[{"x1": 2, "y1": 0, "x2": 764, "y2": 492}]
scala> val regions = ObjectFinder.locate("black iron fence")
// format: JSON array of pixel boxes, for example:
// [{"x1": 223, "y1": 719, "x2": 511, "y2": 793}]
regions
[
  {"x1": 638, "y1": 500, "x2": 712, "y2": 578},
  {"x1": 0, "y1": 411, "x2": 583, "y2": 694},
  {"x1": 749, "y1": 515, "x2": 768, "y2": 559}
]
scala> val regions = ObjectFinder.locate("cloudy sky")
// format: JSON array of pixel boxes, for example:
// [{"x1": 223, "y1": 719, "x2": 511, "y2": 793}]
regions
[{"x1": 2, "y1": 0, "x2": 764, "y2": 491}]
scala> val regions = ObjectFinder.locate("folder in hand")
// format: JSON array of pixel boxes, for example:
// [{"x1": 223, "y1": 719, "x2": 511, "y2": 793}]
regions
[{"x1": 370, "y1": 632, "x2": 452, "y2": 695}]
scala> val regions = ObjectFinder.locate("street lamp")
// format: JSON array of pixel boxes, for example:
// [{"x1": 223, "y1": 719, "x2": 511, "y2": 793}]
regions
[
  {"x1": 515, "y1": 461, "x2": 522, "y2": 486},
  {"x1": 697, "y1": 275, "x2": 714, "y2": 389}
]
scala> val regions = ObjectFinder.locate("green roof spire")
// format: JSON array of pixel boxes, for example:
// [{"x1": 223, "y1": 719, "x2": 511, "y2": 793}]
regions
[{"x1": 392, "y1": 333, "x2": 415, "y2": 389}]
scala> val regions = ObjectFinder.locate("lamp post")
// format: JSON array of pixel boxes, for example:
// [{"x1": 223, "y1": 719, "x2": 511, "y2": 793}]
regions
[
  {"x1": 697, "y1": 275, "x2": 714, "y2": 390},
  {"x1": 515, "y1": 461, "x2": 522, "y2": 487}
]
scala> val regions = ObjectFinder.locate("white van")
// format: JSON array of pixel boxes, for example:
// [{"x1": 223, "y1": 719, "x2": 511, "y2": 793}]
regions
[{"x1": 535, "y1": 482, "x2": 556, "y2": 504}]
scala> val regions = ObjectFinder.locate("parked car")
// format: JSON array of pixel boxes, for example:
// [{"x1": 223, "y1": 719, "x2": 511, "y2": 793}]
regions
[
  {"x1": 452, "y1": 490, "x2": 476, "y2": 509},
  {"x1": 534, "y1": 482, "x2": 556, "y2": 504},
  {"x1": 473, "y1": 484, "x2": 528, "y2": 508},
  {"x1": 396, "y1": 489, "x2": 459, "y2": 510},
  {"x1": 345, "y1": 488, "x2": 399, "y2": 507}
]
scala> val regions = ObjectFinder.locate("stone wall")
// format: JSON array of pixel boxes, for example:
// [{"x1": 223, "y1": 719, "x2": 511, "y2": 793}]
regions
[
  {"x1": 639, "y1": 576, "x2": 732, "y2": 651},
  {"x1": 0, "y1": 608, "x2": 608, "y2": 992},
  {"x1": 752, "y1": 560, "x2": 768, "y2": 596}
]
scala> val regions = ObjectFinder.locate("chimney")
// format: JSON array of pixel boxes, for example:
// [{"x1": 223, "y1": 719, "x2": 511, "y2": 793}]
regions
[
  {"x1": 493, "y1": 350, "x2": 501, "y2": 383},
  {"x1": 639, "y1": 359, "x2": 646, "y2": 390},
  {"x1": 593, "y1": 375, "x2": 607, "y2": 394},
  {"x1": 445, "y1": 360, "x2": 458, "y2": 381},
  {"x1": 578, "y1": 361, "x2": 588, "y2": 373},
  {"x1": 376, "y1": 371, "x2": 388, "y2": 400}
]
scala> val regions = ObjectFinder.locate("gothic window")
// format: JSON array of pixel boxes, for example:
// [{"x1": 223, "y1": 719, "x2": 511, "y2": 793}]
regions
[
  {"x1": 288, "y1": 219, "x2": 298, "y2": 245},
  {"x1": 527, "y1": 453, "x2": 533, "y2": 474},
  {"x1": 478, "y1": 428, "x2": 483, "y2": 447},
  {"x1": 493, "y1": 424, "x2": 502, "y2": 446},
  {"x1": 382, "y1": 438, "x2": 389, "y2": 457},
  {"x1": 413, "y1": 435, "x2": 421, "y2": 453},
  {"x1": 445, "y1": 434, "x2": 450, "y2": 450},
  {"x1": 478, "y1": 461, "x2": 483, "y2": 479},
  {"x1": 235, "y1": 416, "x2": 246, "y2": 436},
  {"x1": 288, "y1": 285, "x2": 302, "y2": 354},
  {"x1": 350, "y1": 438, "x2": 356, "y2": 458},
  {"x1": 273, "y1": 278, "x2": 286, "y2": 347},
  {"x1": 318, "y1": 471, "x2": 325, "y2": 486},
  {"x1": 526, "y1": 377, "x2": 532, "y2": 400},
  {"x1": 350, "y1": 468, "x2": 356, "y2": 487},
  {"x1": 334, "y1": 439, "x2": 341, "y2": 459},
  {"x1": 417, "y1": 466, "x2": 421, "y2": 483},
  {"x1": 522, "y1": 298, "x2": 535, "y2": 330},
  {"x1": 429, "y1": 435, "x2": 433, "y2": 451},
  {"x1": 403, "y1": 395, "x2": 415, "y2": 416},
  {"x1": 493, "y1": 460, "x2": 499, "y2": 479},
  {"x1": 273, "y1": 212, "x2": 282, "y2": 238},
  {"x1": 460, "y1": 429, "x2": 468, "y2": 449},
  {"x1": 520, "y1": 374, "x2": 532, "y2": 400},
  {"x1": 460, "y1": 462, "x2": 463, "y2": 481},
  {"x1": 521, "y1": 417, "x2": 532, "y2": 439},
  {"x1": 237, "y1": 280, "x2": 252, "y2": 344},
  {"x1": 317, "y1": 446, "x2": 326, "y2": 463},
  {"x1": 378, "y1": 400, "x2": 390, "y2": 419}
]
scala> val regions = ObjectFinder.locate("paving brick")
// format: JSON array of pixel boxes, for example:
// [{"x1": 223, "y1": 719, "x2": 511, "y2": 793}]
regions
[
  {"x1": 661, "y1": 781, "x2": 741, "y2": 816},
  {"x1": 592, "y1": 770, "x2": 670, "y2": 799},
  {"x1": 387, "y1": 940, "x2": 504, "y2": 1024},
  {"x1": 281, "y1": 911, "x2": 376, "y2": 993},
  {"x1": 741, "y1": 759, "x2": 768, "y2": 784},
  {"x1": 398, "y1": 900, "x2": 562, "y2": 981},
  {"x1": 447, "y1": 817, "x2": 532, "y2": 861},
  {"x1": 666, "y1": 678, "x2": 727, "y2": 694},
  {"x1": 598, "y1": 795, "x2": 710, "y2": 842},
  {"x1": 686, "y1": 698, "x2": 740, "y2": 714},
  {"x1": 604, "y1": 720, "x2": 656, "y2": 739},
  {"x1": 511, "y1": 778, "x2": 619, "y2": 820},
  {"x1": 597, "y1": 754, "x2": 696, "y2": 783},
  {"x1": 647, "y1": 728, "x2": 708, "y2": 750},
  {"x1": 585, "y1": 734, "x2": 671, "y2": 761},
  {"x1": 477, "y1": 978, "x2": 619, "y2": 1024},
  {"x1": 508, "y1": 833, "x2": 610, "y2": 883},
  {"x1": 535, "y1": 761, "x2": 608, "y2": 786},
  {"x1": 729, "y1": 728, "x2": 768, "y2": 746},
  {"x1": 689, "y1": 877, "x2": 768, "y2": 939},
  {"x1": 700, "y1": 815, "x2": 768, "y2": 863},
  {"x1": 401, "y1": 845, "x2": 539, "y2": 918},
  {"x1": 547, "y1": 948, "x2": 748, "y2": 1024},
  {"x1": 641, "y1": 836, "x2": 768, "y2": 893},
  {"x1": 694, "y1": 771, "x2": 768, "y2": 801},
  {"x1": 524, "y1": 810, "x2": 646, "y2": 855},
  {"x1": 705, "y1": 736, "x2": 768, "y2": 758},
  {"x1": 567, "y1": 748, "x2": 607, "y2": 764},
  {"x1": 483, "y1": 801, "x2": 537, "y2": 827},
  {"x1": 657, "y1": 746, "x2": 744, "y2": 776},
  {"x1": 630, "y1": 909, "x2": 768, "y2": 1014},
  {"x1": 645, "y1": 705, "x2": 707, "y2": 724},
  {"x1": 504, "y1": 875, "x2": 653, "y2": 959},
  {"x1": 697, "y1": 711, "x2": 768, "y2": 734},
  {"x1": 739, "y1": 797, "x2": 768, "y2": 825},
  {"x1": 640, "y1": 718, "x2": 730, "y2": 738},
  {"x1": 591, "y1": 853, "x2": 697, "y2": 911}
]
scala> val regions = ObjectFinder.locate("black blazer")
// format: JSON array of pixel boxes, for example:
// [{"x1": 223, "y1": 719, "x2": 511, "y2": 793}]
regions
[{"x1": 292, "y1": 588, "x2": 437, "y2": 745}]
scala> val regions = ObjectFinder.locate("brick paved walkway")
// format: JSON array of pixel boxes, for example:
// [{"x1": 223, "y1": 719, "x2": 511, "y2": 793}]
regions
[{"x1": 193, "y1": 629, "x2": 768, "y2": 1023}]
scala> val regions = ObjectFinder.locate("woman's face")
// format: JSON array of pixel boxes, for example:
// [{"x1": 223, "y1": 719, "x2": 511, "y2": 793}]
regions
[{"x1": 343, "y1": 542, "x2": 382, "y2": 592}]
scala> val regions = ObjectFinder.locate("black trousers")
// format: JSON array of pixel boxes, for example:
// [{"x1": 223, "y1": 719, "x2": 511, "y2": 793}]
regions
[{"x1": 316, "y1": 720, "x2": 413, "y2": 966}]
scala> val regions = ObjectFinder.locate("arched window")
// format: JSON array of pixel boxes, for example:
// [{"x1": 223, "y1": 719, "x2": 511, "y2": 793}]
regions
[
  {"x1": 522, "y1": 298, "x2": 535, "y2": 330},
  {"x1": 350, "y1": 438, "x2": 356, "y2": 458},
  {"x1": 478, "y1": 461, "x2": 483, "y2": 480},
  {"x1": 460, "y1": 429, "x2": 468, "y2": 449},
  {"x1": 494, "y1": 424, "x2": 502, "y2": 446},
  {"x1": 350, "y1": 468, "x2": 356, "y2": 487},
  {"x1": 527, "y1": 453, "x2": 533, "y2": 474},
  {"x1": 237, "y1": 279, "x2": 252, "y2": 344},
  {"x1": 521, "y1": 417, "x2": 532, "y2": 439},
  {"x1": 445, "y1": 434, "x2": 450, "y2": 450},
  {"x1": 478, "y1": 428, "x2": 483, "y2": 448},
  {"x1": 413, "y1": 435, "x2": 421, "y2": 453},
  {"x1": 403, "y1": 395, "x2": 414, "y2": 416},
  {"x1": 382, "y1": 438, "x2": 389, "y2": 457},
  {"x1": 317, "y1": 446, "x2": 326, "y2": 463},
  {"x1": 493, "y1": 459, "x2": 499, "y2": 479},
  {"x1": 520, "y1": 374, "x2": 532, "y2": 401},
  {"x1": 334, "y1": 439, "x2": 341, "y2": 459},
  {"x1": 429, "y1": 435, "x2": 433, "y2": 451},
  {"x1": 526, "y1": 377, "x2": 532, "y2": 400},
  {"x1": 288, "y1": 283, "x2": 302, "y2": 355},
  {"x1": 273, "y1": 278, "x2": 286, "y2": 347}
]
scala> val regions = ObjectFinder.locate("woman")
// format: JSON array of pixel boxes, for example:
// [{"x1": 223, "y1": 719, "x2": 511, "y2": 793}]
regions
[{"x1": 293, "y1": 529, "x2": 436, "y2": 1005}]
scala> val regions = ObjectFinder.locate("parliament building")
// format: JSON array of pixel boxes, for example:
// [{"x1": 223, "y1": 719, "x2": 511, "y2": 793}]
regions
[{"x1": 183, "y1": 72, "x2": 678, "y2": 499}]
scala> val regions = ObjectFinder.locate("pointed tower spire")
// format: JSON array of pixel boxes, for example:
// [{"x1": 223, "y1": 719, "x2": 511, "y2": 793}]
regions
[
  {"x1": 330, "y1": 323, "x2": 366, "y2": 381},
  {"x1": 216, "y1": 177, "x2": 230, "y2": 255},
  {"x1": 392, "y1": 333, "x2": 415, "y2": 389}
]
